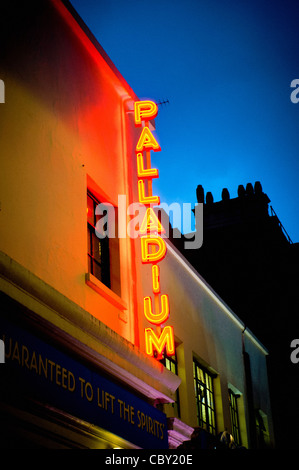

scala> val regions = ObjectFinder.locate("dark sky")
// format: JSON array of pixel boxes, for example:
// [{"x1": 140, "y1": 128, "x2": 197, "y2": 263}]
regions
[{"x1": 71, "y1": 0, "x2": 299, "y2": 241}]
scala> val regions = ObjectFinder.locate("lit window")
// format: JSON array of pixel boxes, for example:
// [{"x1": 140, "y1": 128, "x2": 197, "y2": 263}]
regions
[
  {"x1": 193, "y1": 359, "x2": 216, "y2": 435},
  {"x1": 161, "y1": 350, "x2": 181, "y2": 418},
  {"x1": 87, "y1": 191, "x2": 110, "y2": 289},
  {"x1": 228, "y1": 389, "x2": 241, "y2": 446}
]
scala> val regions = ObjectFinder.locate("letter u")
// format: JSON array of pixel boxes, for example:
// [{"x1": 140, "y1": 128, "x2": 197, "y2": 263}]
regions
[{"x1": 144, "y1": 294, "x2": 169, "y2": 324}]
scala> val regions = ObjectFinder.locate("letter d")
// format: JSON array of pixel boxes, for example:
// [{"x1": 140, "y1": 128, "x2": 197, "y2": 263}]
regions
[{"x1": 141, "y1": 236, "x2": 166, "y2": 263}]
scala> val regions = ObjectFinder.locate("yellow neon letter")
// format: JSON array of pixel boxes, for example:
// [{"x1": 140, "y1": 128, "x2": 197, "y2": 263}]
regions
[
  {"x1": 136, "y1": 126, "x2": 161, "y2": 153},
  {"x1": 137, "y1": 153, "x2": 159, "y2": 179},
  {"x1": 144, "y1": 295, "x2": 169, "y2": 325},
  {"x1": 145, "y1": 326, "x2": 175, "y2": 356},
  {"x1": 134, "y1": 100, "x2": 158, "y2": 127},
  {"x1": 152, "y1": 265, "x2": 160, "y2": 293},
  {"x1": 141, "y1": 236, "x2": 166, "y2": 263},
  {"x1": 138, "y1": 180, "x2": 160, "y2": 206},
  {"x1": 139, "y1": 207, "x2": 165, "y2": 235}
]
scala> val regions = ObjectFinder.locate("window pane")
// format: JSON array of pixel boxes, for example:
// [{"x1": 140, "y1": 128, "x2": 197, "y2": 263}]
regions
[
  {"x1": 87, "y1": 229, "x2": 91, "y2": 257},
  {"x1": 88, "y1": 254, "x2": 92, "y2": 273},
  {"x1": 92, "y1": 233, "x2": 102, "y2": 264},
  {"x1": 160, "y1": 350, "x2": 181, "y2": 419},
  {"x1": 95, "y1": 207, "x2": 109, "y2": 236},
  {"x1": 87, "y1": 194, "x2": 94, "y2": 226},
  {"x1": 193, "y1": 360, "x2": 216, "y2": 435},
  {"x1": 229, "y1": 389, "x2": 241, "y2": 446},
  {"x1": 93, "y1": 261, "x2": 102, "y2": 281}
]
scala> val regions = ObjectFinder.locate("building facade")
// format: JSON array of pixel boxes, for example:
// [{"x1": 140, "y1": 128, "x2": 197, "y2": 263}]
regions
[
  {"x1": 0, "y1": 0, "x2": 274, "y2": 449},
  {"x1": 172, "y1": 182, "x2": 299, "y2": 448},
  {"x1": 139, "y1": 236, "x2": 274, "y2": 449}
]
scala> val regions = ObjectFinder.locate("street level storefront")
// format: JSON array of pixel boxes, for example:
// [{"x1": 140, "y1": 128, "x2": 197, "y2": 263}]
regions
[{"x1": 0, "y1": 292, "x2": 167, "y2": 449}]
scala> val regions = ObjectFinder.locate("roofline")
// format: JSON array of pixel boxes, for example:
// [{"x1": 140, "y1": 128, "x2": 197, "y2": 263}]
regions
[{"x1": 165, "y1": 238, "x2": 269, "y2": 356}]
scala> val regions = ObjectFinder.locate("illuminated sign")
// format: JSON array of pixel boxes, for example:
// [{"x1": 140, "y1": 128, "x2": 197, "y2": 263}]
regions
[
  {"x1": 134, "y1": 100, "x2": 175, "y2": 358},
  {"x1": 0, "y1": 313, "x2": 168, "y2": 449}
]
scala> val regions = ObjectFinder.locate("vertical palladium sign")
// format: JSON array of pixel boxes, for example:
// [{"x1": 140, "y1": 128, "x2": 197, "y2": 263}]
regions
[{"x1": 134, "y1": 100, "x2": 175, "y2": 358}]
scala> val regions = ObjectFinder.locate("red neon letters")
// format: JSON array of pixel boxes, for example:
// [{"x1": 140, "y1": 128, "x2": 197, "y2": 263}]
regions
[{"x1": 134, "y1": 100, "x2": 175, "y2": 358}]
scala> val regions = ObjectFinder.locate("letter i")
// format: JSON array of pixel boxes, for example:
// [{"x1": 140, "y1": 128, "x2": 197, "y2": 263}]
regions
[{"x1": 152, "y1": 265, "x2": 160, "y2": 294}]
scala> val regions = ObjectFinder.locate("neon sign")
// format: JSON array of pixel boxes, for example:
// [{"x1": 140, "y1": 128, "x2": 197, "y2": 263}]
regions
[{"x1": 134, "y1": 100, "x2": 175, "y2": 358}]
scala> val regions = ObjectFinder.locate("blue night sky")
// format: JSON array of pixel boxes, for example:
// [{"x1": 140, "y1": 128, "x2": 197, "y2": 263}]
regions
[{"x1": 71, "y1": 0, "x2": 299, "y2": 242}]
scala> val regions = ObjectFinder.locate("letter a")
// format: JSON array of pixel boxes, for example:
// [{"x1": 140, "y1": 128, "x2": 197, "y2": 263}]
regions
[
  {"x1": 139, "y1": 207, "x2": 165, "y2": 235},
  {"x1": 136, "y1": 127, "x2": 161, "y2": 153}
]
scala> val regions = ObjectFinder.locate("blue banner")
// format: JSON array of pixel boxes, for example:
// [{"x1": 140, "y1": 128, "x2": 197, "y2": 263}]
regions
[{"x1": 0, "y1": 315, "x2": 168, "y2": 449}]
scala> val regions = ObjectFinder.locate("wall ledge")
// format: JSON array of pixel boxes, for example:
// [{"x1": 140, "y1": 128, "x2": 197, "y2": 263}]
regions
[{"x1": 0, "y1": 251, "x2": 181, "y2": 402}]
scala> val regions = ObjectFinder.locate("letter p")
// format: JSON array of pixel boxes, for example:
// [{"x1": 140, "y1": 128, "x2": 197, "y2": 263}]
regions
[{"x1": 134, "y1": 100, "x2": 158, "y2": 126}]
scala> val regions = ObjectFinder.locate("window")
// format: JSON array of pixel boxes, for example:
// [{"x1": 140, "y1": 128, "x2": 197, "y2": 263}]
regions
[
  {"x1": 161, "y1": 351, "x2": 181, "y2": 418},
  {"x1": 193, "y1": 359, "x2": 216, "y2": 435},
  {"x1": 229, "y1": 389, "x2": 241, "y2": 446},
  {"x1": 256, "y1": 409, "x2": 270, "y2": 448},
  {"x1": 87, "y1": 191, "x2": 111, "y2": 289}
]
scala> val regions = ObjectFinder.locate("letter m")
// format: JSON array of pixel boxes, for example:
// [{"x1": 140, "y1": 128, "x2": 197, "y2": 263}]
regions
[
  {"x1": 145, "y1": 326, "x2": 175, "y2": 357},
  {"x1": 0, "y1": 80, "x2": 4, "y2": 103},
  {"x1": 0, "y1": 339, "x2": 5, "y2": 363}
]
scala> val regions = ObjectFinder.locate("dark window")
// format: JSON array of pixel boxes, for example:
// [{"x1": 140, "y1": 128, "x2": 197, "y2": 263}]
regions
[
  {"x1": 87, "y1": 191, "x2": 110, "y2": 289},
  {"x1": 193, "y1": 359, "x2": 216, "y2": 435},
  {"x1": 228, "y1": 389, "x2": 241, "y2": 446},
  {"x1": 255, "y1": 410, "x2": 269, "y2": 448},
  {"x1": 161, "y1": 351, "x2": 181, "y2": 418}
]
